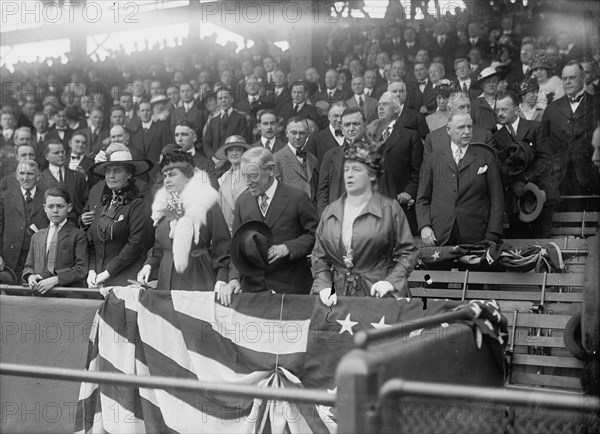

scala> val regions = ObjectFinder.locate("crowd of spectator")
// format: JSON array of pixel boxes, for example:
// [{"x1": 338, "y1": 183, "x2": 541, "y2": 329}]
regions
[{"x1": 1, "y1": 1, "x2": 599, "y2": 297}]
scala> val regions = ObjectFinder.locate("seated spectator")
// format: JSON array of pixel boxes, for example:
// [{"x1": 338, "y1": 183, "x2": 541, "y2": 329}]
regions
[
  {"x1": 138, "y1": 149, "x2": 234, "y2": 299},
  {"x1": 23, "y1": 186, "x2": 88, "y2": 293},
  {"x1": 312, "y1": 140, "x2": 417, "y2": 305}
]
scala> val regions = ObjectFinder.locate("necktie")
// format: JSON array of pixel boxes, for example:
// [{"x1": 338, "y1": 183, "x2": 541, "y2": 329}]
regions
[
  {"x1": 296, "y1": 148, "x2": 307, "y2": 159},
  {"x1": 25, "y1": 189, "x2": 32, "y2": 203},
  {"x1": 268, "y1": 73, "x2": 273, "y2": 83},
  {"x1": 292, "y1": 104, "x2": 299, "y2": 115},
  {"x1": 91, "y1": 129, "x2": 98, "y2": 143},
  {"x1": 358, "y1": 96, "x2": 363, "y2": 108},
  {"x1": 570, "y1": 93, "x2": 584, "y2": 103},
  {"x1": 383, "y1": 125, "x2": 393, "y2": 141},
  {"x1": 453, "y1": 147, "x2": 463, "y2": 165},
  {"x1": 334, "y1": 129, "x2": 343, "y2": 137},
  {"x1": 259, "y1": 194, "x2": 268, "y2": 216},
  {"x1": 58, "y1": 168, "x2": 64, "y2": 183},
  {"x1": 462, "y1": 82, "x2": 468, "y2": 93},
  {"x1": 265, "y1": 139, "x2": 271, "y2": 151},
  {"x1": 221, "y1": 111, "x2": 229, "y2": 127},
  {"x1": 143, "y1": 127, "x2": 149, "y2": 140},
  {"x1": 508, "y1": 125, "x2": 516, "y2": 139},
  {"x1": 328, "y1": 91, "x2": 333, "y2": 101},
  {"x1": 47, "y1": 224, "x2": 59, "y2": 273}
]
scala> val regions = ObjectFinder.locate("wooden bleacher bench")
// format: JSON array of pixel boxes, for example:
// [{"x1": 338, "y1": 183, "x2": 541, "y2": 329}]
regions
[
  {"x1": 407, "y1": 270, "x2": 585, "y2": 392},
  {"x1": 552, "y1": 211, "x2": 599, "y2": 238}
]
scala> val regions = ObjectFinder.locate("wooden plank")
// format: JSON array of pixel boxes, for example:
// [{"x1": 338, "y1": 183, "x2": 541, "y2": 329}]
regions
[
  {"x1": 511, "y1": 373, "x2": 582, "y2": 390},
  {"x1": 505, "y1": 238, "x2": 589, "y2": 250},
  {"x1": 409, "y1": 288, "x2": 582, "y2": 303},
  {"x1": 408, "y1": 271, "x2": 583, "y2": 287},
  {"x1": 506, "y1": 313, "x2": 572, "y2": 329},
  {"x1": 552, "y1": 212, "x2": 599, "y2": 223},
  {"x1": 509, "y1": 331, "x2": 565, "y2": 348},
  {"x1": 552, "y1": 227, "x2": 597, "y2": 236},
  {"x1": 512, "y1": 354, "x2": 583, "y2": 369}
]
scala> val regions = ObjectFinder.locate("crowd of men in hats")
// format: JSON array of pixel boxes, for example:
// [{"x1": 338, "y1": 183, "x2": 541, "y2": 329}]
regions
[{"x1": 1, "y1": 3, "x2": 600, "y2": 295}]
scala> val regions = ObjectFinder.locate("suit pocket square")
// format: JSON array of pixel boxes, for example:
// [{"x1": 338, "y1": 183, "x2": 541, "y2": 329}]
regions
[{"x1": 477, "y1": 165, "x2": 488, "y2": 175}]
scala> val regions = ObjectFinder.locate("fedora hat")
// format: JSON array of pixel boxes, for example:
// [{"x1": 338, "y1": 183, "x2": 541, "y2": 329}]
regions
[
  {"x1": 231, "y1": 220, "x2": 273, "y2": 276},
  {"x1": 90, "y1": 143, "x2": 153, "y2": 177},
  {"x1": 518, "y1": 182, "x2": 546, "y2": 223},
  {"x1": 215, "y1": 135, "x2": 251, "y2": 161}
]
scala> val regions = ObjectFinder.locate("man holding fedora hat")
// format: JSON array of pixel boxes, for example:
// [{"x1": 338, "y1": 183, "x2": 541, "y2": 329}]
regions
[
  {"x1": 493, "y1": 91, "x2": 558, "y2": 238},
  {"x1": 229, "y1": 147, "x2": 318, "y2": 294}
]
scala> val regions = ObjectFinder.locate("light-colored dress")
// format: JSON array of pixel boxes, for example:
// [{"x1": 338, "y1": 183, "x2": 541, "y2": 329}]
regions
[
  {"x1": 218, "y1": 167, "x2": 248, "y2": 234},
  {"x1": 536, "y1": 76, "x2": 564, "y2": 110}
]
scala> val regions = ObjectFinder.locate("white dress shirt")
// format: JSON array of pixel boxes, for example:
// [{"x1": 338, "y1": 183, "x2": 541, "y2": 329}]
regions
[{"x1": 258, "y1": 179, "x2": 278, "y2": 215}]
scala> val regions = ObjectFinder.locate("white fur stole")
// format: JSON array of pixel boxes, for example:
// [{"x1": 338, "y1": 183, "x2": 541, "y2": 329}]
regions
[{"x1": 151, "y1": 169, "x2": 219, "y2": 273}]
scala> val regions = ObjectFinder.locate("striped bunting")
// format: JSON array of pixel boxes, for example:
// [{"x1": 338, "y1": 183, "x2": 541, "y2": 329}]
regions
[{"x1": 75, "y1": 286, "x2": 464, "y2": 433}]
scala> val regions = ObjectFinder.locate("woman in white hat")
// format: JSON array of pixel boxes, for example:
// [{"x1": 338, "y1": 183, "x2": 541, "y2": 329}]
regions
[
  {"x1": 86, "y1": 143, "x2": 154, "y2": 287},
  {"x1": 215, "y1": 135, "x2": 251, "y2": 234},
  {"x1": 138, "y1": 149, "x2": 236, "y2": 304}
]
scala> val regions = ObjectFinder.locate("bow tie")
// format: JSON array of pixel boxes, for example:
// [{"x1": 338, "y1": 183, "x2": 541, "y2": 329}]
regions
[
  {"x1": 334, "y1": 130, "x2": 343, "y2": 137},
  {"x1": 419, "y1": 80, "x2": 427, "y2": 85},
  {"x1": 296, "y1": 148, "x2": 307, "y2": 159},
  {"x1": 71, "y1": 155, "x2": 81, "y2": 160},
  {"x1": 569, "y1": 93, "x2": 584, "y2": 103},
  {"x1": 57, "y1": 127, "x2": 67, "y2": 131}
]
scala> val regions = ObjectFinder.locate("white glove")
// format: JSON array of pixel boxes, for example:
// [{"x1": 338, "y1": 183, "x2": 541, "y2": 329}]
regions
[
  {"x1": 137, "y1": 264, "x2": 151, "y2": 284},
  {"x1": 370, "y1": 281, "x2": 394, "y2": 298},
  {"x1": 319, "y1": 288, "x2": 337, "y2": 307},
  {"x1": 87, "y1": 270, "x2": 97, "y2": 288}
]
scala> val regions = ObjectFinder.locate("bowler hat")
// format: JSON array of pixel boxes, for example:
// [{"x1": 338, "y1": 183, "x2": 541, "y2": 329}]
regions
[
  {"x1": 518, "y1": 182, "x2": 546, "y2": 223},
  {"x1": 231, "y1": 221, "x2": 273, "y2": 276}
]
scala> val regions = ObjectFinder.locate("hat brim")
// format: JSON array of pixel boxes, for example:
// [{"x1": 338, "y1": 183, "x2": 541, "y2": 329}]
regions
[
  {"x1": 215, "y1": 142, "x2": 251, "y2": 161},
  {"x1": 231, "y1": 220, "x2": 274, "y2": 276},
  {"x1": 518, "y1": 183, "x2": 546, "y2": 223},
  {"x1": 150, "y1": 98, "x2": 169, "y2": 106},
  {"x1": 90, "y1": 159, "x2": 154, "y2": 178},
  {"x1": 476, "y1": 66, "x2": 509, "y2": 86}
]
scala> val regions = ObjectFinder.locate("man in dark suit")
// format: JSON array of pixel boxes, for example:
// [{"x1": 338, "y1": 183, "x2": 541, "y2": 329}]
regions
[
  {"x1": 494, "y1": 92, "x2": 558, "y2": 238},
  {"x1": 39, "y1": 140, "x2": 89, "y2": 218},
  {"x1": 229, "y1": 147, "x2": 318, "y2": 294},
  {"x1": 314, "y1": 69, "x2": 351, "y2": 104},
  {"x1": 130, "y1": 101, "x2": 172, "y2": 184},
  {"x1": 276, "y1": 81, "x2": 320, "y2": 130},
  {"x1": 423, "y1": 91, "x2": 493, "y2": 159},
  {"x1": 22, "y1": 185, "x2": 88, "y2": 292},
  {"x1": 0, "y1": 160, "x2": 49, "y2": 280},
  {"x1": 306, "y1": 101, "x2": 347, "y2": 166},
  {"x1": 376, "y1": 92, "x2": 424, "y2": 235},
  {"x1": 387, "y1": 81, "x2": 430, "y2": 139},
  {"x1": 235, "y1": 77, "x2": 273, "y2": 125},
  {"x1": 453, "y1": 58, "x2": 479, "y2": 100},
  {"x1": 316, "y1": 107, "x2": 366, "y2": 214},
  {"x1": 169, "y1": 82, "x2": 208, "y2": 138},
  {"x1": 46, "y1": 108, "x2": 74, "y2": 149},
  {"x1": 82, "y1": 107, "x2": 109, "y2": 157},
  {"x1": 407, "y1": 62, "x2": 437, "y2": 115},
  {"x1": 417, "y1": 112, "x2": 504, "y2": 246},
  {"x1": 542, "y1": 61, "x2": 600, "y2": 197},
  {"x1": 505, "y1": 42, "x2": 535, "y2": 86},
  {"x1": 269, "y1": 69, "x2": 289, "y2": 111},
  {"x1": 204, "y1": 89, "x2": 250, "y2": 164},
  {"x1": 253, "y1": 110, "x2": 286, "y2": 154},
  {"x1": 65, "y1": 131, "x2": 94, "y2": 183},
  {"x1": 1, "y1": 143, "x2": 37, "y2": 191},
  {"x1": 274, "y1": 117, "x2": 318, "y2": 202}
]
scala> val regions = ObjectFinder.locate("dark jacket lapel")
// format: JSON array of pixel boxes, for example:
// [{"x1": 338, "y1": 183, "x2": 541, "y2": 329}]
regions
[{"x1": 265, "y1": 182, "x2": 289, "y2": 226}]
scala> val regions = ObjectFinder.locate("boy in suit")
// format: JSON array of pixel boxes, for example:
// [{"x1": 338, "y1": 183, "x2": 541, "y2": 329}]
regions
[{"x1": 23, "y1": 186, "x2": 88, "y2": 294}]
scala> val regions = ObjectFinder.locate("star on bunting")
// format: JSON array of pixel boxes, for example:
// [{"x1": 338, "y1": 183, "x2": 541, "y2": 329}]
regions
[
  {"x1": 337, "y1": 313, "x2": 359, "y2": 335},
  {"x1": 371, "y1": 316, "x2": 392, "y2": 329},
  {"x1": 431, "y1": 251, "x2": 440, "y2": 261}
]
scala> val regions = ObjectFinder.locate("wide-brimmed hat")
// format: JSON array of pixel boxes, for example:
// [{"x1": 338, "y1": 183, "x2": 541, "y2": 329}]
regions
[
  {"x1": 344, "y1": 140, "x2": 383, "y2": 177},
  {"x1": 503, "y1": 140, "x2": 535, "y2": 179},
  {"x1": 150, "y1": 95, "x2": 169, "y2": 106},
  {"x1": 231, "y1": 220, "x2": 273, "y2": 276},
  {"x1": 215, "y1": 135, "x2": 251, "y2": 161},
  {"x1": 515, "y1": 76, "x2": 539, "y2": 96},
  {"x1": 90, "y1": 143, "x2": 153, "y2": 177},
  {"x1": 518, "y1": 182, "x2": 546, "y2": 223},
  {"x1": 476, "y1": 66, "x2": 506, "y2": 86}
]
